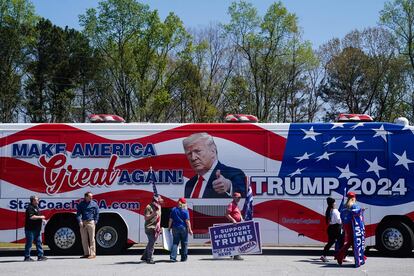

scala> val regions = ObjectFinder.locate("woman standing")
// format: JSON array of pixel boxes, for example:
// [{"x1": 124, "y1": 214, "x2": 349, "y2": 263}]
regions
[
  {"x1": 335, "y1": 192, "x2": 361, "y2": 265},
  {"x1": 168, "y1": 198, "x2": 193, "y2": 262},
  {"x1": 320, "y1": 197, "x2": 342, "y2": 262}
]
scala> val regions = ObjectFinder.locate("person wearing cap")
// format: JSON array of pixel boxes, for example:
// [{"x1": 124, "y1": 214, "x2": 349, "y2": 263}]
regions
[
  {"x1": 225, "y1": 192, "x2": 244, "y2": 260},
  {"x1": 141, "y1": 195, "x2": 164, "y2": 264},
  {"x1": 320, "y1": 197, "x2": 342, "y2": 262},
  {"x1": 24, "y1": 195, "x2": 47, "y2": 262},
  {"x1": 168, "y1": 197, "x2": 193, "y2": 262},
  {"x1": 335, "y1": 192, "x2": 361, "y2": 265},
  {"x1": 182, "y1": 133, "x2": 247, "y2": 198}
]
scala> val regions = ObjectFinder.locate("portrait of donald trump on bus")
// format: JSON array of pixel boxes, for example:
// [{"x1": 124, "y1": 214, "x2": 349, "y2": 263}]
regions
[{"x1": 182, "y1": 132, "x2": 247, "y2": 198}]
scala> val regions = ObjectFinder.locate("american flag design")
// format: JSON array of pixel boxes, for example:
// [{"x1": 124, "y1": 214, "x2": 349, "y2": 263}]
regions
[{"x1": 0, "y1": 122, "x2": 413, "y2": 247}]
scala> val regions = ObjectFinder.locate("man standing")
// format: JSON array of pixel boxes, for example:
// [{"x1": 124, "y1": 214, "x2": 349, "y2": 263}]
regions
[
  {"x1": 24, "y1": 195, "x2": 47, "y2": 261},
  {"x1": 225, "y1": 192, "x2": 244, "y2": 260},
  {"x1": 141, "y1": 195, "x2": 164, "y2": 264},
  {"x1": 169, "y1": 198, "x2": 193, "y2": 262},
  {"x1": 76, "y1": 191, "x2": 99, "y2": 259},
  {"x1": 183, "y1": 133, "x2": 246, "y2": 198}
]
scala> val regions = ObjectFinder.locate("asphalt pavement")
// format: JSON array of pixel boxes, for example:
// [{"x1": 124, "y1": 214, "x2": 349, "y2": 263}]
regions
[{"x1": 0, "y1": 247, "x2": 412, "y2": 276}]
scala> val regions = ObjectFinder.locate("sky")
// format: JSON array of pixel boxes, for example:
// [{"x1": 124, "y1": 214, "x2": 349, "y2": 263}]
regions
[{"x1": 30, "y1": 0, "x2": 389, "y2": 48}]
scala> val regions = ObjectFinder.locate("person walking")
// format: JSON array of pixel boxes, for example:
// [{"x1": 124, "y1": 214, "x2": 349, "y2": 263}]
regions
[
  {"x1": 24, "y1": 195, "x2": 47, "y2": 261},
  {"x1": 335, "y1": 192, "x2": 361, "y2": 265},
  {"x1": 225, "y1": 192, "x2": 244, "y2": 260},
  {"x1": 141, "y1": 195, "x2": 164, "y2": 264},
  {"x1": 320, "y1": 197, "x2": 342, "y2": 262},
  {"x1": 76, "y1": 191, "x2": 99, "y2": 259},
  {"x1": 168, "y1": 198, "x2": 193, "y2": 262}
]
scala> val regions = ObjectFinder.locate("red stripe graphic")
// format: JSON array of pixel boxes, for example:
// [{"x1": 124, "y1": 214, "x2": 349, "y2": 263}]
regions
[
  {"x1": 0, "y1": 123, "x2": 286, "y2": 161},
  {"x1": 3, "y1": 192, "x2": 411, "y2": 242},
  {"x1": 0, "y1": 154, "x2": 194, "y2": 194}
]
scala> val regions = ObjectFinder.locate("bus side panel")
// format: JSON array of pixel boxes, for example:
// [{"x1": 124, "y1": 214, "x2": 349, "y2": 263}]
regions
[{"x1": 0, "y1": 198, "x2": 19, "y2": 243}]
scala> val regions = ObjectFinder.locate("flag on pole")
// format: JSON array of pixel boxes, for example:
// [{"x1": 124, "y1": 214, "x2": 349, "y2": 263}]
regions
[
  {"x1": 148, "y1": 167, "x2": 161, "y2": 239},
  {"x1": 148, "y1": 166, "x2": 158, "y2": 196},
  {"x1": 335, "y1": 187, "x2": 347, "y2": 253},
  {"x1": 242, "y1": 183, "x2": 253, "y2": 221},
  {"x1": 338, "y1": 186, "x2": 347, "y2": 212}
]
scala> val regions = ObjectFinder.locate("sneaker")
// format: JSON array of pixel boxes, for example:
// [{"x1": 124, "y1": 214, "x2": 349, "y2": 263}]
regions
[
  {"x1": 180, "y1": 258, "x2": 187, "y2": 262},
  {"x1": 233, "y1": 255, "x2": 244, "y2": 260},
  {"x1": 140, "y1": 256, "x2": 147, "y2": 261},
  {"x1": 23, "y1": 257, "x2": 35, "y2": 262},
  {"x1": 343, "y1": 257, "x2": 352, "y2": 262},
  {"x1": 320, "y1": 255, "x2": 328, "y2": 262},
  {"x1": 37, "y1": 256, "x2": 48, "y2": 261},
  {"x1": 170, "y1": 259, "x2": 177, "y2": 263},
  {"x1": 146, "y1": 259, "x2": 155, "y2": 264}
]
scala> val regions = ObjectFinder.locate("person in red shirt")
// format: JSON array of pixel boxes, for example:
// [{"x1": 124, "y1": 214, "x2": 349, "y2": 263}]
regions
[{"x1": 225, "y1": 192, "x2": 244, "y2": 260}]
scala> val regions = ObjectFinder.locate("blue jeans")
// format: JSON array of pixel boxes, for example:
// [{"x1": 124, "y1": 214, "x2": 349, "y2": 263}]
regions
[
  {"x1": 170, "y1": 227, "x2": 188, "y2": 261},
  {"x1": 142, "y1": 229, "x2": 156, "y2": 260},
  {"x1": 24, "y1": 229, "x2": 44, "y2": 258}
]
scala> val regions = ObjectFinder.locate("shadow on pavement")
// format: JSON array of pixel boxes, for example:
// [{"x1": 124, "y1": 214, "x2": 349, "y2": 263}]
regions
[
  {"x1": 199, "y1": 257, "x2": 233, "y2": 261},
  {"x1": 1, "y1": 247, "x2": 413, "y2": 258},
  {"x1": 296, "y1": 258, "x2": 356, "y2": 268}
]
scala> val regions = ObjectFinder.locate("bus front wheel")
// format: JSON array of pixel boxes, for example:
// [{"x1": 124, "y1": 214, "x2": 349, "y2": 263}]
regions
[{"x1": 376, "y1": 221, "x2": 414, "y2": 257}]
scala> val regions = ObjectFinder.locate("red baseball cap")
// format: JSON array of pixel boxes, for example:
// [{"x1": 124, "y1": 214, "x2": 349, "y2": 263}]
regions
[
  {"x1": 178, "y1": 197, "x2": 186, "y2": 204},
  {"x1": 347, "y1": 192, "x2": 356, "y2": 198}
]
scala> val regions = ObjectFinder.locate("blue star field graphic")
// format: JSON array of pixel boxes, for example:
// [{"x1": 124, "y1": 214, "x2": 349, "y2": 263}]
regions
[{"x1": 278, "y1": 122, "x2": 414, "y2": 206}]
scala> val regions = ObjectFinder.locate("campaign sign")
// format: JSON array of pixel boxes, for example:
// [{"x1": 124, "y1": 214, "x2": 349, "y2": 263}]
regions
[{"x1": 209, "y1": 221, "x2": 261, "y2": 258}]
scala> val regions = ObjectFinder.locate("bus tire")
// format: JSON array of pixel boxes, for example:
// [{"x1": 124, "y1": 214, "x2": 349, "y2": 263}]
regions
[
  {"x1": 95, "y1": 217, "x2": 127, "y2": 254},
  {"x1": 46, "y1": 218, "x2": 82, "y2": 255},
  {"x1": 376, "y1": 220, "x2": 414, "y2": 257}
]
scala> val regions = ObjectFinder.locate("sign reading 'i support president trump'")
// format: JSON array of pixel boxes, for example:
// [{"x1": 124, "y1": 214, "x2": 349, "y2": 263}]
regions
[{"x1": 209, "y1": 221, "x2": 262, "y2": 258}]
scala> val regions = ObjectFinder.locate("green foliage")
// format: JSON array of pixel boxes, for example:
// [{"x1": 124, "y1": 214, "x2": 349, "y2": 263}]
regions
[
  {"x1": 0, "y1": 0, "x2": 37, "y2": 122},
  {"x1": 1, "y1": 0, "x2": 414, "y2": 124}
]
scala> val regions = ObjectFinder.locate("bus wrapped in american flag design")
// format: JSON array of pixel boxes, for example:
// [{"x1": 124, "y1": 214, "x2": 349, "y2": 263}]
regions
[{"x1": 0, "y1": 120, "x2": 413, "y2": 255}]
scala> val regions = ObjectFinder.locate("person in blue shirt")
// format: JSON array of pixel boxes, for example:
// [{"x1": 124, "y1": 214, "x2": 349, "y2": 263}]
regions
[
  {"x1": 335, "y1": 192, "x2": 361, "y2": 265},
  {"x1": 168, "y1": 198, "x2": 193, "y2": 262},
  {"x1": 76, "y1": 191, "x2": 99, "y2": 259}
]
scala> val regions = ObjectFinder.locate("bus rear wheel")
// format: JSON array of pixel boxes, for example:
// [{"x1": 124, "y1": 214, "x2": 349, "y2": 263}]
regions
[
  {"x1": 95, "y1": 217, "x2": 127, "y2": 254},
  {"x1": 376, "y1": 221, "x2": 414, "y2": 257}
]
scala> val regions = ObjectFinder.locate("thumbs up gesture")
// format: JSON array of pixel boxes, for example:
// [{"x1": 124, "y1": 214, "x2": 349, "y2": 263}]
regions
[{"x1": 212, "y1": 169, "x2": 231, "y2": 194}]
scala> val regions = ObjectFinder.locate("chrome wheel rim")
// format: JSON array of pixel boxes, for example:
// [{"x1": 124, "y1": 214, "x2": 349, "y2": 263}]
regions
[
  {"x1": 54, "y1": 227, "x2": 76, "y2": 250},
  {"x1": 382, "y1": 227, "x2": 403, "y2": 251},
  {"x1": 96, "y1": 226, "x2": 118, "y2": 249}
]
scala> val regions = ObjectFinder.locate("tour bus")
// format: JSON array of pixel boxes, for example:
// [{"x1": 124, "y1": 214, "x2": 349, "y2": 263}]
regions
[{"x1": 0, "y1": 114, "x2": 413, "y2": 256}]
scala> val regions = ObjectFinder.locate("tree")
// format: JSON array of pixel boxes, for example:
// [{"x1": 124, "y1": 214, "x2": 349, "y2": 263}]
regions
[
  {"x1": 319, "y1": 28, "x2": 409, "y2": 122},
  {"x1": 223, "y1": 1, "x2": 316, "y2": 122},
  {"x1": 24, "y1": 19, "x2": 98, "y2": 122},
  {"x1": 381, "y1": 0, "x2": 414, "y2": 71},
  {"x1": 0, "y1": 0, "x2": 37, "y2": 122},
  {"x1": 80, "y1": 0, "x2": 189, "y2": 122},
  {"x1": 380, "y1": 0, "x2": 414, "y2": 122}
]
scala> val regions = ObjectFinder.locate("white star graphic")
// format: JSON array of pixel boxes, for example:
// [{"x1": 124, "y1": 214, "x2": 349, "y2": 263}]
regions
[
  {"x1": 331, "y1": 123, "x2": 345, "y2": 129},
  {"x1": 316, "y1": 151, "x2": 335, "y2": 161},
  {"x1": 350, "y1": 123, "x2": 364, "y2": 129},
  {"x1": 372, "y1": 125, "x2": 391, "y2": 141},
  {"x1": 323, "y1": 136, "x2": 341, "y2": 147},
  {"x1": 343, "y1": 136, "x2": 364, "y2": 149},
  {"x1": 288, "y1": 167, "x2": 307, "y2": 177},
  {"x1": 301, "y1": 127, "x2": 321, "y2": 141},
  {"x1": 394, "y1": 151, "x2": 414, "y2": 170},
  {"x1": 295, "y1": 152, "x2": 314, "y2": 163},
  {"x1": 402, "y1": 125, "x2": 414, "y2": 135},
  {"x1": 336, "y1": 164, "x2": 357, "y2": 179},
  {"x1": 365, "y1": 157, "x2": 385, "y2": 177}
]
